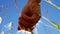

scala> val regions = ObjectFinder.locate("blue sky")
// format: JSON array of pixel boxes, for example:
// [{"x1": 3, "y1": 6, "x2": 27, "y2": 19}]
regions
[{"x1": 0, "y1": 0, "x2": 60, "y2": 34}]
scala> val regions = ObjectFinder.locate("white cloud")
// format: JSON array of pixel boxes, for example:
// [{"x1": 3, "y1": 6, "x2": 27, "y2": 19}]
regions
[
  {"x1": 8, "y1": 22, "x2": 13, "y2": 30},
  {"x1": 4, "y1": 22, "x2": 13, "y2": 30}
]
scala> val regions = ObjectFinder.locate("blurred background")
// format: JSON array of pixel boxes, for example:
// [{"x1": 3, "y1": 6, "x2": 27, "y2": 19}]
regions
[{"x1": 0, "y1": 0, "x2": 60, "y2": 34}]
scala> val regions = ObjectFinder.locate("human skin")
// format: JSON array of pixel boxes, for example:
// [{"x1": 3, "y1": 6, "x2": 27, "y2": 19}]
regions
[{"x1": 18, "y1": 0, "x2": 41, "y2": 32}]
